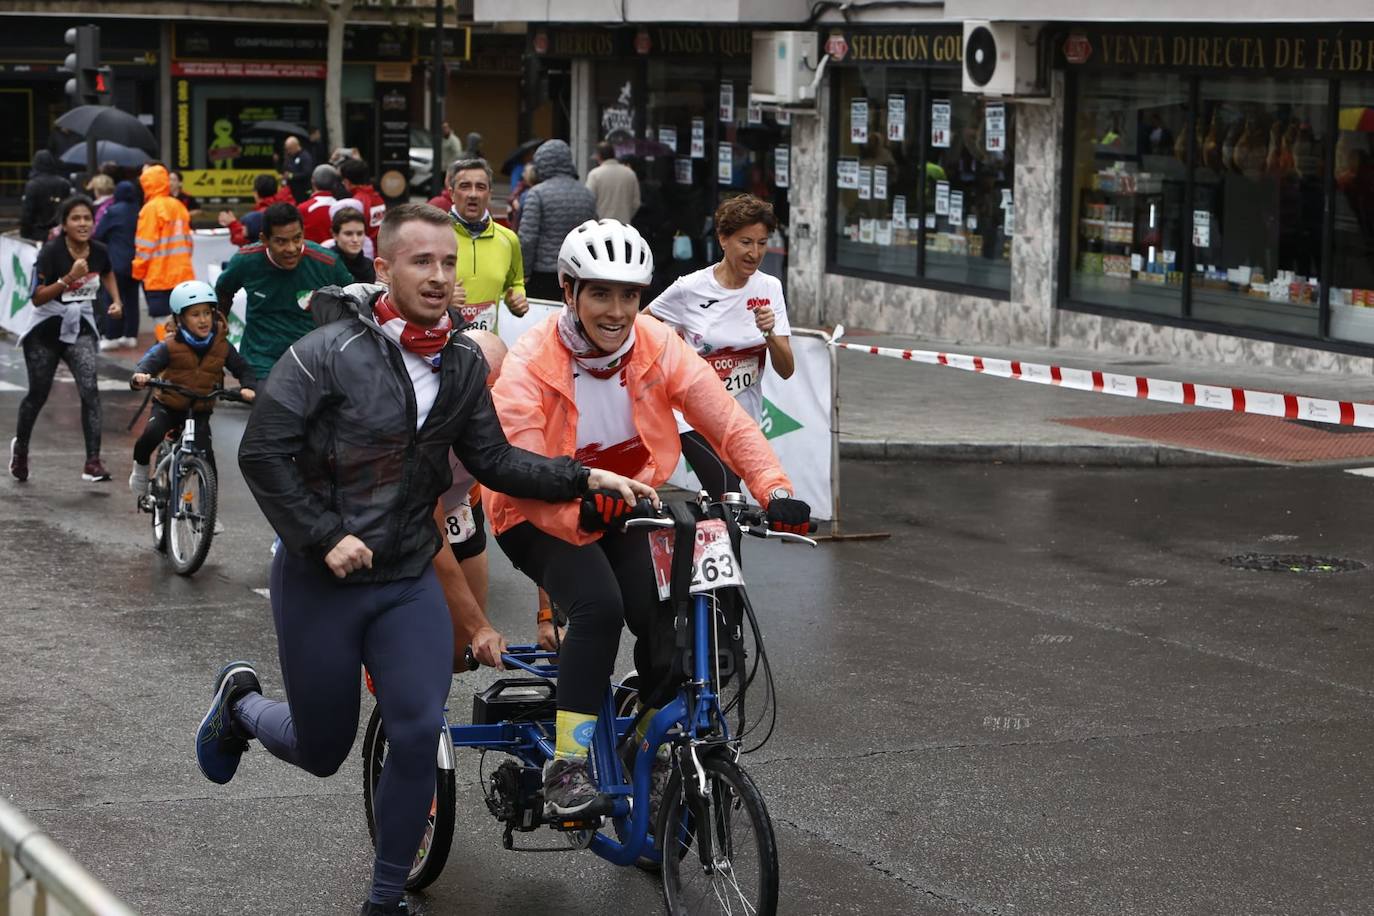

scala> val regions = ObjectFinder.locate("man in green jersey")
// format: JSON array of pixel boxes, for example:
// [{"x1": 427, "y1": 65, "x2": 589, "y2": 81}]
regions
[
  {"x1": 215, "y1": 202, "x2": 355, "y2": 379},
  {"x1": 445, "y1": 158, "x2": 528, "y2": 333}
]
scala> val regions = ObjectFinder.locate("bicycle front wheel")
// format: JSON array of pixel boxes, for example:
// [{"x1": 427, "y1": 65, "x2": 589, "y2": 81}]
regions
[
  {"x1": 361, "y1": 703, "x2": 456, "y2": 891},
  {"x1": 168, "y1": 455, "x2": 216, "y2": 576},
  {"x1": 658, "y1": 753, "x2": 779, "y2": 916}
]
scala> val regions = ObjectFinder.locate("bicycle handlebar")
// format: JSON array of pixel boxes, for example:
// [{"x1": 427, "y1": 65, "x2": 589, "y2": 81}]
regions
[
  {"x1": 622, "y1": 500, "x2": 818, "y2": 546},
  {"x1": 140, "y1": 379, "x2": 246, "y2": 403}
]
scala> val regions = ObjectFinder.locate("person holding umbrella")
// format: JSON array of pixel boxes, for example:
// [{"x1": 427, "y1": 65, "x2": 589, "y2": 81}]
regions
[
  {"x1": 20, "y1": 152, "x2": 72, "y2": 242},
  {"x1": 93, "y1": 180, "x2": 141, "y2": 350},
  {"x1": 281, "y1": 136, "x2": 314, "y2": 203}
]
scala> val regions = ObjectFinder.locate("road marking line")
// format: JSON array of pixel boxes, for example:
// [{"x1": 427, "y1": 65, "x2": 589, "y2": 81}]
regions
[{"x1": 1344, "y1": 467, "x2": 1374, "y2": 478}]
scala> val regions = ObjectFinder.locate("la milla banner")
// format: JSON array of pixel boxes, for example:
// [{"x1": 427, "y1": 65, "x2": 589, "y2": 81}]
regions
[{"x1": 1060, "y1": 24, "x2": 1374, "y2": 76}]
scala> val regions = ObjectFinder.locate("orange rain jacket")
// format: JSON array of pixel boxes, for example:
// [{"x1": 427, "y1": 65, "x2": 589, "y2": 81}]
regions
[
  {"x1": 487, "y1": 312, "x2": 793, "y2": 546},
  {"x1": 132, "y1": 166, "x2": 194, "y2": 291}
]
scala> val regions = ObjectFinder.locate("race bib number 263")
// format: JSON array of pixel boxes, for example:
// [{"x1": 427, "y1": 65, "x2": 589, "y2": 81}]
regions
[{"x1": 648, "y1": 518, "x2": 744, "y2": 601}]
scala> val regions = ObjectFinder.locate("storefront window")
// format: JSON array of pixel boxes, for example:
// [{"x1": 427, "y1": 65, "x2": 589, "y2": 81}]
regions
[
  {"x1": 831, "y1": 67, "x2": 1013, "y2": 294},
  {"x1": 832, "y1": 67, "x2": 923, "y2": 280},
  {"x1": 924, "y1": 74, "x2": 1014, "y2": 290},
  {"x1": 1330, "y1": 81, "x2": 1374, "y2": 345},
  {"x1": 1069, "y1": 74, "x2": 1190, "y2": 316},
  {"x1": 1188, "y1": 78, "x2": 1327, "y2": 337}
]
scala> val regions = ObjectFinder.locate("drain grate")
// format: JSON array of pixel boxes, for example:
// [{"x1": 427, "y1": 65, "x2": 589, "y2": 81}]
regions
[{"x1": 1221, "y1": 553, "x2": 1366, "y2": 573}]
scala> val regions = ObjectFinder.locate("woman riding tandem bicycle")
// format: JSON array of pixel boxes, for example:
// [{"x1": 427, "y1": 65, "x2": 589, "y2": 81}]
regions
[{"x1": 487, "y1": 218, "x2": 812, "y2": 816}]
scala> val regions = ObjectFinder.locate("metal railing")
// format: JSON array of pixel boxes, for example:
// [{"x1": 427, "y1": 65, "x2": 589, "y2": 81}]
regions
[{"x1": 0, "y1": 798, "x2": 136, "y2": 916}]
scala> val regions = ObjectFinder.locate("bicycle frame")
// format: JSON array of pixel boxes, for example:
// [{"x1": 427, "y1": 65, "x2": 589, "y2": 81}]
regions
[{"x1": 446, "y1": 586, "x2": 718, "y2": 868}]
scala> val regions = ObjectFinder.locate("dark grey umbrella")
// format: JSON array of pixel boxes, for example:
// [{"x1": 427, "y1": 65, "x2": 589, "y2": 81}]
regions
[
  {"x1": 60, "y1": 139, "x2": 150, "y2": 170},
  {"x1": 247, "y1": 120, "x2": 310, "y2": 140},
  {"x1": 55, "y1": 106, "x2": 158, "y2": 155},
  {"x1": 500, "y1": 138, "x2": 544, "y2": 176}
]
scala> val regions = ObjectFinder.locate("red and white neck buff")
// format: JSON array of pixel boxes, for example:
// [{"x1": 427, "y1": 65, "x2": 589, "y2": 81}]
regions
[
  {"x1": 557, "y1": 305, "x2": 635, "y2": 380},
  {"x1": 373, "y1": 293, "x2": 453, "y2": 372}
]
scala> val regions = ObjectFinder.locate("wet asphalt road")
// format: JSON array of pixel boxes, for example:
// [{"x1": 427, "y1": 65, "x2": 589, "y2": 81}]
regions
[{"x1": 1, "y1": 352, "x2": 1373, "y2": 915}]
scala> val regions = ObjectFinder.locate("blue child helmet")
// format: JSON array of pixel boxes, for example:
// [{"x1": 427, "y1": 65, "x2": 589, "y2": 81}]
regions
[{"x1": 170, "y1": 280, "x2": 217, "y2": 315}]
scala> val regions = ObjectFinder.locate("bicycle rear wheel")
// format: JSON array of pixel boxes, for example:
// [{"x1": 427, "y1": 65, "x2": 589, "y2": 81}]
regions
[
  {"x1": 361, "y1": 703, "x2": 456, "y2": 891},
  {"x1": 150, "y1": 443, "x2": 171, "y2": 553},
  {"x1": 658, "y1": 753, "x2": 778, "y2": 916},
  {"x1": 168, "y1": 455, "x2": 216, "y2": 576}
]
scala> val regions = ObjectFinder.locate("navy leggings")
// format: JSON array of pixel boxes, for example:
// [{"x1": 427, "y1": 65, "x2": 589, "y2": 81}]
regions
[{"x1": 232, "y1": 549, "x2": 453, "y2": 905}]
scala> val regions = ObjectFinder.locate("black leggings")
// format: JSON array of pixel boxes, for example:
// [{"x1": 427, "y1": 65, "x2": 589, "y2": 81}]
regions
[
  {"x1": 680, "y1": 430, "x2": 740, "y2": 501},
  {"x1": 497, "y1": 522, "x2": 669, "y2": 715},
  {"x1": 16, "y1": 322, "x2": 101, "y2": 458},
  {"x1": 133, "y1": 402, "x2": 215, "y2": 473}
]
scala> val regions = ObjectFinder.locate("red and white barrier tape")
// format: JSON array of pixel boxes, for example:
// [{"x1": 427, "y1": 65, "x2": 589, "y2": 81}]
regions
[{"x1": 827, "y1": 327, "x2": 1374, "y2": 430}]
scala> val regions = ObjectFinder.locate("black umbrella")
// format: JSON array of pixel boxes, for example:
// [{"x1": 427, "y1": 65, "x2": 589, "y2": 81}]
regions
[
  {"x1": 247, "y1": 120, "x2": 310, "y2": 140},
  {"x1": 55, "y1": 106, "x2": 159, "y2": 155},
  {"x1": 500, "y1": 138, "x2": 544, "y2": 176},
  {"x1": 60, "y1": 139, "x2": 150, "y2": 170}
]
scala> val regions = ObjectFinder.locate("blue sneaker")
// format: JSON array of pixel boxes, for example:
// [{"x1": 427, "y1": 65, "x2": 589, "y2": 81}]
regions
[{"x1": 195, "y1": 661, "x2": 260, "y2": 785}]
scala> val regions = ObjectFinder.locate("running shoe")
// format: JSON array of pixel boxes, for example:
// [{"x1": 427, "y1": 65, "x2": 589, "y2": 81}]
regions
[
  {"x1": 543, "y1": 757, "x2": 610, "y2": 817},
  {"x1": 120, "y1": 337, "x2": 140, "y2": 349},
  {"x1": 82, "y1": 457, "x2": 111, "y2": 482},
  {"x1": 195, "y1": 661, "x2": 260, "y2": 785},
  {"x1": 98, "y1": 338, "x2": 120, "y2": 352},
  {"x1": 128, "y1": 464, "x2": 149, "y2": 496},
  {"x1": 9, "y1": 438, "x2": 27, "y2": 482},
  {"x1": 359, "y1": 899, "x2": 409, "y2": 915}
]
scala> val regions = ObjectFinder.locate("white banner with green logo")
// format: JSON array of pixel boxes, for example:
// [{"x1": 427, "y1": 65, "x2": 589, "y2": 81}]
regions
[
  {"x1": 0, "y1": 234, "x2": 40, "y2": 338},
  {"x1": 669, "y1": 332, "x2": 834, "y2": 520}
]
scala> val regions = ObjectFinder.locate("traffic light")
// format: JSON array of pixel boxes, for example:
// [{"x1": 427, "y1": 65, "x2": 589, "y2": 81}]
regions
[{"x1": 59, "y1": 25, "x2": 113, "y2": 107}]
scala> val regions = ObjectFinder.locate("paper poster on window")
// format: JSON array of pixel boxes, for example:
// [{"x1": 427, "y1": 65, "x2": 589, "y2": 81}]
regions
[
  {"x1": 873, "y1": 166, "x2": 888, "y2": 201},
  {"x1": 948, "y1": 190, "x2": 964, "y2": 227},
  {"x1": 859, "y1": 218, "x2": 876, "y2": 244},
  {"x1": 925, "y1": 214, "x2": 937, "y2": 229},
  {"x1": 836, "y1": 157, "x2": 859, "y2": 189},
  {"x1": 675, "y1": 158, "x2": 692, "y2": 185},
  {"x1": 1001, "y1": 187, "x2": 1013, "y2": 208},
  {"x1": 774, "y1": 147, "x2": 790, "y2": 188},
  {"x1": 1003, "y1": 203, "x2": 1015, "y2": 235},
  {"x1": 935, "y1": 180, "x2": 950, "y2": 216},
  {"x1": 850, "y1": 98, "x2": 869, "y2": 144},
  {"x1": 985, "y1": 102, "x2": 1006, "y2": 153},
  {"x1": 1192, "y1": 210, "x2": 1211, "y2": 247},
  {"x1": 747, "y1": 86, "x2": 763, "y2": 125},
  {"x1": 886, "y1": 94, "x2": 906, "y2": 142},
  {"x1": 967, "y1": 214, "x2": 978, "y2": 232},
  {"x1": 718, "y1": 142, "x2": 733, "y2": 184},
  {"x1": 931, "y1": 99, "x2": 952, "y2": 149},
  {"x1": 660, "y1": 126, "x2": 678, "y2": 153},
  {"x1": 690, "y1": 118, "x2": 705, "y2": 158},
  {"x1": 876, "y1": 220, "x2": 893, "y2": 246},
  {"x1": 857, "y1": 165, "x2": 872, "y2": 200},
  {"x1": 776, "y1": 108, "x2": 791, "y2": 126},
  {"x1": 719, "y1": 82, "x2": 735, "y2": 121},
  {"x1": 892, "y1": 194, "x2": 907, "y2": 225}
]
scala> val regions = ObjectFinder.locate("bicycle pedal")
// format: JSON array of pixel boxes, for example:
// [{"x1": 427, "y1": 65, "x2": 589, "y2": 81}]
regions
[{"x1": 549, "y1": 815, "x2": 602, "y2": 832}]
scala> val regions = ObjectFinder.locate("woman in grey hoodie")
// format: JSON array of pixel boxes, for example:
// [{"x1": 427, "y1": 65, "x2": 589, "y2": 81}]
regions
[{"x1": 517, "y1": 140, "x2": 598, "y2": 300}]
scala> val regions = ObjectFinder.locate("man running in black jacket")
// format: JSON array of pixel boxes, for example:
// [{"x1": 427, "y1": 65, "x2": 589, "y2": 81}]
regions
[{"x1": 194, "y1": 203, "x2": 653, "y2": 915}]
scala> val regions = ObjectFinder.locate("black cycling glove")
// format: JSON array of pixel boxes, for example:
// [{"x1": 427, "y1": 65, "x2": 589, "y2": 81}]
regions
[
  {"x1": 766, "y1": 497, "x2": 812, "y2": 534},
  {"x1": 579, "y1": 488, "x2": 634, "y2": 531}
]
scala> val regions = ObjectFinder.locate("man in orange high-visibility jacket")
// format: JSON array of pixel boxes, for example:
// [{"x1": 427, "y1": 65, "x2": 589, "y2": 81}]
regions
[{"x1": 133, "y1": 165, "x2": 195, "y2": 319}]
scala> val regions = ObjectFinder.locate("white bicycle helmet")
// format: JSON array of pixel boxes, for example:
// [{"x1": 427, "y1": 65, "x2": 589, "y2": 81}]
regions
[{"x1": 556, "y1": 219, "x2": 654, "y2": 289}]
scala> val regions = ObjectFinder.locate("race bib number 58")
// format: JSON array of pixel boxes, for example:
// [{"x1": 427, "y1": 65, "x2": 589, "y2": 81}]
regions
[{"x1": 648, "y1": 518, "x2": 744, "y2": 601}]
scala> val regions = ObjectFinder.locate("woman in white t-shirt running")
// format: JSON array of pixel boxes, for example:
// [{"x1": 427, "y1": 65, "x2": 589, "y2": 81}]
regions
[{"x1": 647, "y1": 194, "x2": 794, "y2": 498}]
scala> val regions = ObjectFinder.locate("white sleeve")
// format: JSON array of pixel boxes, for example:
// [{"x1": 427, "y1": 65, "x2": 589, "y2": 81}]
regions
[
  {"x1": 769, "y1": 275, "x2": 791, "y2": 337},
  {"x1": 647, "y1": 276, "x2": 688, "y2": 326}
]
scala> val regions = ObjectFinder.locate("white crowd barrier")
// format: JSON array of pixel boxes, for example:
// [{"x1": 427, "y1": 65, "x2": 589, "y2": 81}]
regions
[{"x1": 1, "y1": 796, "x2": 136, "y2": 916}]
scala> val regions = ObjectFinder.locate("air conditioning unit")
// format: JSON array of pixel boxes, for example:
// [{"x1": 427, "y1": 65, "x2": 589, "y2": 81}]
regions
[
  {"x1": 752, "y1": 30, "x2": 821, "y2": 105},
  {"x1": 962, "y1": 21, "x2": 1044, "y2": 98}
]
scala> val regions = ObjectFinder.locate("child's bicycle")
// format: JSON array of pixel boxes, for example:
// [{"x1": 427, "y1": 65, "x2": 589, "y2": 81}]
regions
[
  {"x1": 359, "y1": 493, "x2": 817, "y2": 915},
  {"x1": 136, "y1": 379, "x2": 244, "y2": 576}
]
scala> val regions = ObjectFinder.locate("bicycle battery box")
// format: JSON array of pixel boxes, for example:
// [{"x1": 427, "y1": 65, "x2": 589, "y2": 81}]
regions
[{"x1": 472, "y1": 678, "x2": 556, "y2": 725}]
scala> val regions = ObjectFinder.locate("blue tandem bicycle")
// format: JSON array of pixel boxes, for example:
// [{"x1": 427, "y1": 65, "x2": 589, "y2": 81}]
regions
[{"x1": 360, "y1": 493, "x2": 817, "y2": 914}]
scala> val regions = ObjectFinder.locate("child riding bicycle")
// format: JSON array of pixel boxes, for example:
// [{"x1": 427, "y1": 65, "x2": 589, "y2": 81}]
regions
[{"x1": 129, "y1": 279, "x2": 256, "y2": 496}]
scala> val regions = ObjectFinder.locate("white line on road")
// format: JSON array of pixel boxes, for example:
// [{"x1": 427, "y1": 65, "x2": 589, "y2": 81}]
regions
[{"x1": 1344, "y1": 467, "x2": 1374, "y2": 478}]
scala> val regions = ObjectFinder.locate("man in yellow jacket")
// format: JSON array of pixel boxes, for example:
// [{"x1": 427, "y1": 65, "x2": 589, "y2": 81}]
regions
[{"x1": 133, "y1": 165, "x2": 195, "y2": 319}]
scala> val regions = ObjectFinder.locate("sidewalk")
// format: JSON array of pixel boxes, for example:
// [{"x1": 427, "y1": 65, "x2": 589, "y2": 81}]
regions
[
  {"x1": 87, "y1": 325, "x2": 1374, "y2": 467},
  {"x1": 833, "y1": 329, "x2": 1374, "y2": 467}
]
